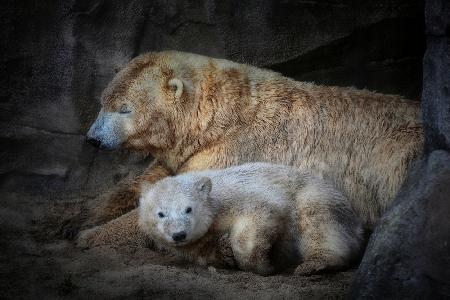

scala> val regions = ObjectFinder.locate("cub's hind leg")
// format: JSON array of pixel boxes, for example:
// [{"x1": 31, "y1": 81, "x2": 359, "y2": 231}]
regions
[
  {"x1": 293, "y1": 181, "x2": 363, "y2": 275},
  {"x1": 229, "y1": 211, "x2": 283, "y2": 276}
]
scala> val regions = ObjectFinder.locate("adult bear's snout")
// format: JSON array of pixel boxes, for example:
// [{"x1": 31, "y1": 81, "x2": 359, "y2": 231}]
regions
[
  {"x1": 86, "y1": 111, "x2": 124, "y2": 150},
  {"x1": 86, "y1": 136, "x2": 101, "y2": 148}
]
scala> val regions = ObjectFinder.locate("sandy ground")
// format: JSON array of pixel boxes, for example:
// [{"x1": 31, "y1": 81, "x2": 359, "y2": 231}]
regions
[{"x1": 0, "y1": 190, "x2": 355, "y2": 299}]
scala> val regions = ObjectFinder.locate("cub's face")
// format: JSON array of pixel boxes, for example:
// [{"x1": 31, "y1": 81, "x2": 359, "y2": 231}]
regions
[
  {"x1": 139, "y1": 176, "x2": 215, "y2": 246},
  {"x1": 86, "y1": 53, "x2": 191, "y2": 151}
]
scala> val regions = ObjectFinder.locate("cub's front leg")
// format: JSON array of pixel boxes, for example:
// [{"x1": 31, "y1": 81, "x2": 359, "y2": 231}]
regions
[
  {"x1": 229, "y1": 213, "x2": 282, "y2": 276},
  {"x1": 217, "y1": 232, "x2": 237, "y2": 268}
]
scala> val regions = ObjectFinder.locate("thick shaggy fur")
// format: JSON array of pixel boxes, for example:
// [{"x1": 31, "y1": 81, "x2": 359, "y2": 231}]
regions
[
  {"x1": 138, "y1": 163, "x2": 363, "y2": 275},
  {"x1": 80, "y1": 51, "x2": 422, "y2": 248}
]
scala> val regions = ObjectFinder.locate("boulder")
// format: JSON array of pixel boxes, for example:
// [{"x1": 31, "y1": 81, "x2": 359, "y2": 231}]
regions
[
  {"x1": 351, "y1": 0, "x2": 450, "y2": 297},
  {"x1": 351, "y1": 151, "x2": 450, "y2": 298}
]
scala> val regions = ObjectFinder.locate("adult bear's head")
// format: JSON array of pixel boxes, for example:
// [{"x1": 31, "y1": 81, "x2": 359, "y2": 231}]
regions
[
  {"x1": 86, "y1": 51, "x2": 206, "y2": 152},
  {"x1": 87, "y1": 51, "x2": 251, "y2": 171}
]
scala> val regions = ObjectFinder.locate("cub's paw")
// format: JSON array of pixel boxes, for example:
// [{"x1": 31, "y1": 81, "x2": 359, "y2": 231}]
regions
[{"x1": 294, "y1": 260, "x2": 328, "y2": 275}]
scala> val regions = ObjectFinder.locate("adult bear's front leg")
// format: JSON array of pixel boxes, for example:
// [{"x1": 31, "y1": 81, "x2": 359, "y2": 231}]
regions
[
  {"x1": 76, "y1": 209, "x2": 151, "y2": 249},
  {"x1": 92, "y1": 160, "x2": 172, "y2": 225},
  {"x1": 59, "y1": 160, "x2": 171, "y2": 241}
]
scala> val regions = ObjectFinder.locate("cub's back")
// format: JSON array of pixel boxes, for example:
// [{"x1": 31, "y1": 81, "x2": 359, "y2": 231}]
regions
[{"x1": 178, "y1": 163, "x2": 313, "y2": 210}]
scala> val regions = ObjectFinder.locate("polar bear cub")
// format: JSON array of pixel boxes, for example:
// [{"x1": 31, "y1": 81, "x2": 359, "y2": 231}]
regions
[{"x1": 139, "y1": 163, "x2": 363, "y2": 275}]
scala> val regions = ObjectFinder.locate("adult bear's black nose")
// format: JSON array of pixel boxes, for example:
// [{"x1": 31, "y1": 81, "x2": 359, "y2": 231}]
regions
[
  {"x1": 86, "y1": 136, "x2": 101, "y2": 148},
  {"x1": 172, "y1": 231, "x2": 187, "y2": 242}
]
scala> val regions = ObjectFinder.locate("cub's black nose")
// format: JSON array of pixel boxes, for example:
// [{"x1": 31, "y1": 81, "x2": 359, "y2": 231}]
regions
[
  {"x1": 172, "y1": 231, "x2": 187, "y2": 242},
  {"x1": 86, "y1": 137, "x2": 101, "y2": 148}
]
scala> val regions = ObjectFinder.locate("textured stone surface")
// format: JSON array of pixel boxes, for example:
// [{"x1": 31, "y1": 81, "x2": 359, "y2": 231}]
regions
[
  {"x1": 351, "y1": 151, "x2": 450, "y2": 299},
  {"x1": 351, "y1": 0, "x2": 450, "y2": 298},
  {"x1": 425, "y1": 0, "x2": 450, "y2": 35},
  {"x1": 422, "y1": 4, "x2": 450, "y2": 153},
  {"x1": 270, "y1": 17, "x2": 424, "y2": 99}
]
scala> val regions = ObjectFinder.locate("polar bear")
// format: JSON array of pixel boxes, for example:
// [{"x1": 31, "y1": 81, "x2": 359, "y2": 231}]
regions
[
  {"x1": 77, "y1": 50, "x2": 422, "y2": 248},
  {"x1": 138, "y1": 163, "x2": 363, "y2": 275}
]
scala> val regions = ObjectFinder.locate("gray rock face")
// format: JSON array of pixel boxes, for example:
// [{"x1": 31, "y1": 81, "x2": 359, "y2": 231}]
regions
[
  {"x1": 422, "y1": 0, "x2": 450, "y2": 153},
  {"x1": 351, "y1": 0, "x2": 450, "y2": 298},
  {"x1": 351, "y1": 151, "x2": 450, "y2": 299}
]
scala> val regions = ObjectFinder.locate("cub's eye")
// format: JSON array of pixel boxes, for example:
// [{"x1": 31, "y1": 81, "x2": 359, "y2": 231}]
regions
[
  {"x1": 119, "y1": 104, "x2": 131, "y2": 114},
  {"x1": 185, "y1": 207, "x2": 192, "y2": 214},
  {"x1": 158, "y1": 212, "x2": 165, "y2": 218}
]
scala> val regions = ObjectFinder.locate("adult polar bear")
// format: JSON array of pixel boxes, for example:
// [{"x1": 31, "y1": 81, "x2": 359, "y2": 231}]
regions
[{"x1": 81, "y1": 50, "x2": 422, "y2": 247}]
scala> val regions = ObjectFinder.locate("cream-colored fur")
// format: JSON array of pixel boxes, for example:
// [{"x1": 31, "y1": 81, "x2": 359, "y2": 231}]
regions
[
  {"x1": 80, "y1": 50, "x2": 422, "y2": 249},
  {"x1": 137, "y1": 163, "x2": 363, "y2": 275}
]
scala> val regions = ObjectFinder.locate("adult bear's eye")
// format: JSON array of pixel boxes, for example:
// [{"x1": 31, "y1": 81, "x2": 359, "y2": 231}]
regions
[
  {"x1": 158, "y1": 212, "x2": 165, "y2": 218},
  {"x1": 185, "y1": 207, "x2": 192, "y2": 214}
]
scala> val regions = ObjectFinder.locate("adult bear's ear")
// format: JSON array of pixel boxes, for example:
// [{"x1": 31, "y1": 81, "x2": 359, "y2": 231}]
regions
[
  {"x1": 194, "y1": 177, "x2": 212, "y2": 196},
  {"x1": 168, "y1": 78, "x2": 183, "y2": 100}
]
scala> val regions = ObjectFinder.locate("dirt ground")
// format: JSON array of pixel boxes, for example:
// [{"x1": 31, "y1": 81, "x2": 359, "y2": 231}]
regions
[{"x1": 0, "y1": 189, "x2": 355, "y2": 300}]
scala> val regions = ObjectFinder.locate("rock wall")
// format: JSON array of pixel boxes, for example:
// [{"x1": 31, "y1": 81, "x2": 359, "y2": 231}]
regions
[
  {"x1": 351, "y1": 0, "x2": 450, "y2": 298},
  {"x1": 0, "y1": 0, "x2": 424, "y2": 198}
]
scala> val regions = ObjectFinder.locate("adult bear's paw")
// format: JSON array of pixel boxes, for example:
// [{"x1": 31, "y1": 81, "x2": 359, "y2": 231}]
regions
[
  {"x1": 76, "y1": 227, "x2": 103, "y2": 249},
  {"x1": 76, "y1": 209, "x2": 148, "y2": 249},
  {"x1": 57, "y1": 210, "x2": 90, "y2": 241}
]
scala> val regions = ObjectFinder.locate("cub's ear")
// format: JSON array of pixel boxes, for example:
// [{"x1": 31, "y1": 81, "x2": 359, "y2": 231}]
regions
[
  {"x1": 139, "y1": 183, "x2": 153, "y2": 199},
  {"x1": 168, "y1": 78, "x2": 183, "y2": 100},
  {"x1": 194, "y1": 177, "x2": 212, "y2": 196}
]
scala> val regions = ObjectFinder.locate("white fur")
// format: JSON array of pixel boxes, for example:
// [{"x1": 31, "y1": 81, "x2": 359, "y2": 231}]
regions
[{"x1": 139, "y1": 163, "x2": 364, "y2": 275}]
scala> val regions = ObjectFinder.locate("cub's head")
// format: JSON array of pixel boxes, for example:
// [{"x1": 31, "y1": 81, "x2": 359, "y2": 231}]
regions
[
  {"x1": 139, "y1": 175, "x2": 216, "y2": 246},
  {"x1": 86, "y1": 51, "x2": 201, "y2": 151}
]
